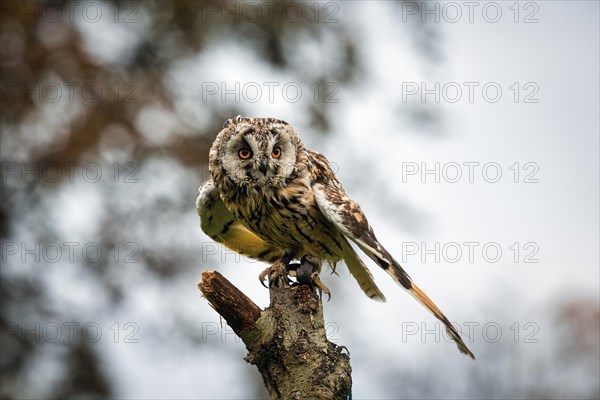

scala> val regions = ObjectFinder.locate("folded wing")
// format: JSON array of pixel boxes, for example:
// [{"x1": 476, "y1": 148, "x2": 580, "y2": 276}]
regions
[{"x1": 197, "y1": 180, "x2": 283, "y2": 263}]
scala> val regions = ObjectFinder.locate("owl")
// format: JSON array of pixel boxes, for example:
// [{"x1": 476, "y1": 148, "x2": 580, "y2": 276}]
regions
[{"x1": 197, "y1": 116, "x2": 475, "y2": 359}]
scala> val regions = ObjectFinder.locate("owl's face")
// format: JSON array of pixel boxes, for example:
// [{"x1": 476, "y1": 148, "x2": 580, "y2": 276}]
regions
[{"x1": 210, "y1": 117, "x2": 302, "y2": 189}]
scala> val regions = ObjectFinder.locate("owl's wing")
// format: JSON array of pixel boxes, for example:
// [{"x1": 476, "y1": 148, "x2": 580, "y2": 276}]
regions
[
  {"x1": 309, "y1": 151, "x2": 475, "y2": 359},
  {"x1": 197, "y1": 180, "x2": 283, "y2": 263},
  {"x1": 339, "y1": 238, "x2": 387, "y2": 302}
]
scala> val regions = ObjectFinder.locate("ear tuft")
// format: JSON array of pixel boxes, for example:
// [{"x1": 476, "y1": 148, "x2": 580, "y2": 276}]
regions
[{"x1": 223, "y1": 115, "x2": 243, "y2": 129}]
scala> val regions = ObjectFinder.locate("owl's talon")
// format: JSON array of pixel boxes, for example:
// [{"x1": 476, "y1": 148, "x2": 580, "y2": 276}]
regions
[
  {"x1": 259, "y1": 277, "x2": 269, "y2": 289},
  {"x1": 336, "y1": 345, "x2": 350, "y2": 356},
  {"x1": 259, "y1": 262, "x2": 291, "y2": 288},
  {"x1": 311, "y1": 272, "x2": 331, "y2": 301}
]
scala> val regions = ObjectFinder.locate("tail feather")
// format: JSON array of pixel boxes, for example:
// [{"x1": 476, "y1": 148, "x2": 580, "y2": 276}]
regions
[
  {"x1": 386, "y1": 258, "x2": 476, "y2": 359},
  {"x1": 341, "y1": 236, "x2": 475, "y2": 358},
  {"x1": 342, "y1": 241, "x2": 386, "y2": 302}
]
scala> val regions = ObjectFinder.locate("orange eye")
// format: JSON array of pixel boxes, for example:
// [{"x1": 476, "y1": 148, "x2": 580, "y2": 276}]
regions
[
  {"x1": 238, "y1": 148, "x2": 252, "y2": 159},
  {"x1": 271, "y1": 147, "x2": 281, "y2": 158}
]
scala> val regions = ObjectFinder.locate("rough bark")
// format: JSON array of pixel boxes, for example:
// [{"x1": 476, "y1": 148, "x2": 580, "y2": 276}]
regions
[{"x1": 198, "y1": 271, "x2": 352, "y2": 400}]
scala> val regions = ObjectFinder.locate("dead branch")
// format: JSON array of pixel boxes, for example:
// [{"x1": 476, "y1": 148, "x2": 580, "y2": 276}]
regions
[{"x1": 198, "y1": 270, "x2": 351, "y2": 400}]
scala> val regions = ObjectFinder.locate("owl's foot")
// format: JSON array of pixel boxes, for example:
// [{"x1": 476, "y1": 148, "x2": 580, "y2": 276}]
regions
[{"x1": 259, "y1": 262, "x2": 291, "y2": 288}]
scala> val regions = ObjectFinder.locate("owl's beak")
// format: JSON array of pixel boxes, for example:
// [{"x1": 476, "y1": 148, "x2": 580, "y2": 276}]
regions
[{"x1": 258, "y1": 161, "x2": 269, "y2": 176}]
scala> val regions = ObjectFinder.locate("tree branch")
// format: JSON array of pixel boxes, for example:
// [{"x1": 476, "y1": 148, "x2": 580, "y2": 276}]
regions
[{"x1": 198, "y1": 270, "x2": 352, "y2": 400}]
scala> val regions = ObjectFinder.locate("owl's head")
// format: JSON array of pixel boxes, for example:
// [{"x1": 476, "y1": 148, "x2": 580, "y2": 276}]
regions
[{"x1": 209, "y1": 116, "x2": 305, "y2": 189}]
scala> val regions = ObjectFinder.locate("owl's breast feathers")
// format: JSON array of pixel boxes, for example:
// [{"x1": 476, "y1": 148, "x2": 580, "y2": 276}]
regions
[{"x1": 213, "y1": 149, "x2": 345, "y2": 262}]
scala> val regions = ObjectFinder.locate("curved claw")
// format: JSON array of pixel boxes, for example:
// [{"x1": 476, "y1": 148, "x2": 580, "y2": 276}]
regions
[
  {"x1": 258, "y1": 262, "x2": 290, "y2": 289},
  {"x1": 260, "y1": 277, "x2": 269, "y2": 289},
  {"x1": 336, "y1": 345, "x2": 350, "y2": 356},
  {"x1": 310, "y1": 272, "x2": 331, "y2": 301},
  {"x1": 258, "y1": 267, "x2": 271, "y2": 288},
  {"x1": 320, "y1": 288, "x2": 332, "y2": 302}
]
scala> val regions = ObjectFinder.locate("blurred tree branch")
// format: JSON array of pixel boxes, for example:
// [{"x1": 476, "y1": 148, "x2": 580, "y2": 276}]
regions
[{"x1": 198, "y1": 271, "x2": 351, "y2": 399}]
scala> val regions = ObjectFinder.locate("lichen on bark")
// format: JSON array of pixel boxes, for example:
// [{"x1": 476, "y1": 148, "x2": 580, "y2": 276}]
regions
[{"x1": 199, "y1": 271, "x2": 351, "y2": 400}]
